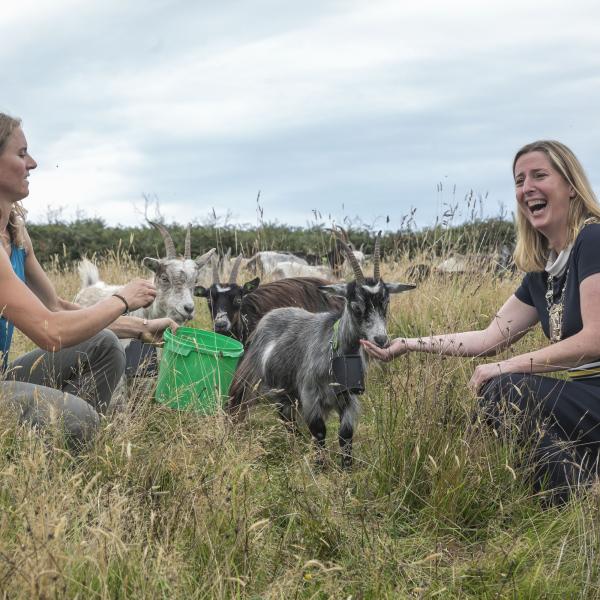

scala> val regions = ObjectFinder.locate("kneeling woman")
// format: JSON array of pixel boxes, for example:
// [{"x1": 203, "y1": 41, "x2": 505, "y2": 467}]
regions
[
  {"x1": 362, "y1": 140, "x2": 600, "y2": 504},
  {"x1": 0, "y1": 113, "x2": 176, "y2": 446}
]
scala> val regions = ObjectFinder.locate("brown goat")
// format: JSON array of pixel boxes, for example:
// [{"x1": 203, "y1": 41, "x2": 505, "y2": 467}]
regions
[{"x1": 238, "y1": 277, "x2": 344, "y2": 345}]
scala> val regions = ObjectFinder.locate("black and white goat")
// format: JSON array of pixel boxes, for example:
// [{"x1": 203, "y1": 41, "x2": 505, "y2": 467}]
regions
[
  {"x1": 195, "y1": 255, "x2": 260, "y2": 340},
  {"x1": 228, "y1": 234, "x2": 415, "y2": 467},
  {"x1": 196, "y1": 255, "x2": 342, "y2": 345}
]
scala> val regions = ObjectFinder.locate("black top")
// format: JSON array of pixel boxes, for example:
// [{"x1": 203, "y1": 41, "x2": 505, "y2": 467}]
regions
[{"x1": 515, "y1": 223, "x2": 600, "y2": 340}]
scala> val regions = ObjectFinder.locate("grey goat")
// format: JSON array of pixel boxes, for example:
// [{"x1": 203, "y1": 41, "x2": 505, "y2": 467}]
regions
[{"x1": 228, "y1": 233, "x2": 415, "y2": 468}]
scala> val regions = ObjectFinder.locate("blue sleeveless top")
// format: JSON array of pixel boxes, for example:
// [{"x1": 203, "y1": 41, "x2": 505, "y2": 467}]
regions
[{"x1": 0, "y1": 244, "x2": 26, "y2": 371}]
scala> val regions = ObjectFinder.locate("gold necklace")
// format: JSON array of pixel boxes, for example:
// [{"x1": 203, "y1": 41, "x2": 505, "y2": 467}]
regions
[{"x1": 545, "y1": 268, "x2": 569, "y2": 343}]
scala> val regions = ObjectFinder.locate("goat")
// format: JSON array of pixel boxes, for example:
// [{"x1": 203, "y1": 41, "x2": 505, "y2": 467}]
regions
[
  {"x1": 434, "y1": 247, "x2": 515, "y2": 278},
  {"x1": 269, "y1": 261, "x2": 334, "y2": 281},
  {"x1": 228, "y1": 232, "x2": 415, "y2": 468},
  {"x1": 196, "y1": 256, "x2": 342, "y2": 345},
  {"x1": 245, "y1": 251, "x2": 308, "y2": 276},
  {"x1": 195, "y1": 255, "x2": 260, "y2": 339},
  {"x1": 75, "y1": 221, "x2": 216, "y2": 326}
]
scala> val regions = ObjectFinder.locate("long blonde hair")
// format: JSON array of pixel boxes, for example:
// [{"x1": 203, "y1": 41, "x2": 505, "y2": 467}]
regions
[
  {"x1": 0, "y1": 112, "x2": 27, "y2": 248},
  {"x1": 512, "y1": 140, "x2": 600, "y2": 272}
]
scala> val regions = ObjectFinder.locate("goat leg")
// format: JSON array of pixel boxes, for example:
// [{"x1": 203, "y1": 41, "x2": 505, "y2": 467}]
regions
[
  {"x1": 276, "y1": 397, "x2": 300, "y2": 436},
  {"x1": 307, "y1": 415, "x2": 327, "y2": 468},
  {"x1": 338, "y1": 418, "x2": 353, "y2": 469},
  {"x1": 338, "y1": 393, "x2": 358, "y2": 469}
]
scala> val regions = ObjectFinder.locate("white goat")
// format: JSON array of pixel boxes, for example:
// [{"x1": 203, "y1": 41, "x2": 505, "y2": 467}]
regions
[
  {"x1": 246, "y1": 251, "x2": 308, "y2": 277},
  {"x1": 269, "y1": 261, "x2": 334, "y2": 281},
  {"x1": 75, "y1": 221, "x2": 215, "y2": 326}
]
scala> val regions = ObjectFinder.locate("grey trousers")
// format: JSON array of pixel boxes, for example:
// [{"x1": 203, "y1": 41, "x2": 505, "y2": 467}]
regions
[{"x1": 0, "y1": 330, "x2": 125, "y2": 447}]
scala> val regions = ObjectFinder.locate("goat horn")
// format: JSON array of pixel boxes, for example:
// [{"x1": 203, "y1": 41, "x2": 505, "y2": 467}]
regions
[
  {"x1": 184, "y1": 223, "x2": 192, "y2": 260},
  {"x1": 212, "y1": 255, "x2": 220, "y2": 284},
  {"x1": 373, "y1": 231, "x2": 382, "y2": 280},
  {"x1": 337, "y1": 225, "x2": 350, "y2": 243},
  {"x1": 334, "y1": 227, "x2": 364, "y2": 284},
  {"x1": 148, "y1": 220, "x2": 176, "y2": 259},
  {"x1": 229, "y1": 254, "x2": 243, "y2": 284}
]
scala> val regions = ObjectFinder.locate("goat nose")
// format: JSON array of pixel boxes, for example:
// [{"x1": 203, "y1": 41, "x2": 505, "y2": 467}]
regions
[
  {"x1": 183, "y1": 303, "x2": 195, "y2": 315},
  {"x1": 373, "y1": 335, "x2": 388, "y2": 349}
]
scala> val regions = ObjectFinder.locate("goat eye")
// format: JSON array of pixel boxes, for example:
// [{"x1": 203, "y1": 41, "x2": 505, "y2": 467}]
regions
[
  {"x1": 350, "y1": 301, "x2": 363, "y2": 314},
  {"x1": 234, "y1": 297, "x2": 242, "y2": 306},
  {"x1": 160, "y1": 274, "x2": 169, "y2": 283}
]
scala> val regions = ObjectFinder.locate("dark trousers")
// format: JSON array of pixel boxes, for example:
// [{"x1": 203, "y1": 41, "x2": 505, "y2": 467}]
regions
[
  {"x1": 0, "y1": 330, "x2": 125, "y2": 446},
  {"x1": 481, "y1": 373, "x2": 600, "y2": 504}
]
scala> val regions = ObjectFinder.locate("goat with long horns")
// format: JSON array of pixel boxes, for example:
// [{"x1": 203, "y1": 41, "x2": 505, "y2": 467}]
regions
[
  {"x1": 140, "y1": 221, "x2": 216, "y2": 324},
  {"x1": 228, "y1": 228, "x2": 415, "y2": 468}
]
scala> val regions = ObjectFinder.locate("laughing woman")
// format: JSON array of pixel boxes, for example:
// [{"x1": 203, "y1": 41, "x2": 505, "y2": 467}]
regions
[
  {"x1": 362, "y1": 140, "x2": 600, "y2": 505},
  {"x1": 0, "y1": 112, "x2": 176, "y2": 446}
]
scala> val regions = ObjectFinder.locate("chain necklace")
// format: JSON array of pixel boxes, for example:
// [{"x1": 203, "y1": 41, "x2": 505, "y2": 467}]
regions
[{"x1": 545, "y1": 268, "x2": 569, "y2": 343}]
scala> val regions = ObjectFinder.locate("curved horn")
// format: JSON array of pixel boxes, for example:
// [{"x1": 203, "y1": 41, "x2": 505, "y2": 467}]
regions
[
  {"x1": 212, "y1": 255, "x2": 220, "y2": 284},
  {"x1": 229, "y1": 254, "x2": 243, "y2": 284},
  {"x1": 148, "y1": 220, "x2": 176, "y2": 259},
  {"x1": 373, "y1": 231, "x2": 382, "y2": 281},
  {"x1": 337, "y1": 225, "x2": 350, "y2": 243},
  {"x1": 184, "y1": 223, "x2": 192, "y2": 260},
  {"x1": 334, "y1": 227, "x2": 364, "y2": 284}
]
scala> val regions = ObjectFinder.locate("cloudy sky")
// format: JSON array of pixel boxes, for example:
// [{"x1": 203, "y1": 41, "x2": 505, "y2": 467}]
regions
[{"x1": 3, "y1": 0, "x2": 600, "y2": 230}]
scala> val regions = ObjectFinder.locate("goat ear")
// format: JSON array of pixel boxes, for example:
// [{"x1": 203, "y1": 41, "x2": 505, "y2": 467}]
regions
[
  {"x1": 318, "y1": 283, "x2": 348, "y2": 298},
  {"x1": 242, "y1": 277, "x2": 260, "y2": 294},
  {"x1": 194, "y1": 285, "x2": 209, "y2": 298},
  {"x1": 142, "y1": 257, "x2": 160, "y2": 273},
  {"x1": 385, "y1": 282, "x2": 416, "y2": 294}
]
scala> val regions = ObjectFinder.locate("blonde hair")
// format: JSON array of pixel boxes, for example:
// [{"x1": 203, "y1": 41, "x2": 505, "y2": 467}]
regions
[
  {"x1": 512, "y1": 140, "x2": 600, "y2": 272},
  {"x1": 0, "y1": 112, "x2": 27, "y2": 248}
]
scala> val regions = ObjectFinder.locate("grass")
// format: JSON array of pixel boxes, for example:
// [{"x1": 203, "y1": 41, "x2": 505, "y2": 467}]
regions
[{"x1": 2, "y1": 254, "x2": 600, "y2": 599}]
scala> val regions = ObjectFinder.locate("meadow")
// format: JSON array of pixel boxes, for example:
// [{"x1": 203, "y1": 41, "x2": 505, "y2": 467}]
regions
[{"x1": 2, "y1": 250, "x2": 600, "y2": 599}]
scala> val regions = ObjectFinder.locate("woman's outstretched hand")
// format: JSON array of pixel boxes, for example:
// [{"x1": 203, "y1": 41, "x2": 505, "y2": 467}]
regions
[
  {"x1": 139, "y1": 317, "x2": 179, "y2": 345},
  {"x1": 360, "y1": 338, "x2": 408, "y2": 362}
]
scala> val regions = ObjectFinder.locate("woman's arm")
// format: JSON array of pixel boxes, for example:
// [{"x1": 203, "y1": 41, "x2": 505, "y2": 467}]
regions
[
  {"x1": 0, "y1": 248, "x2": 156, "y2": 350},
  {"x1": 361, "y1": 294, "x2": 539, "y2": 361},
  {"x1": 20, "y1": 230, "x2": 175, "y2": 340},
  {"x1": 469, "y1": 272, "x2": 600, "y2": 391},
  {"x1": 108, "y1": 315, "x2": 179, "y2": 342}
]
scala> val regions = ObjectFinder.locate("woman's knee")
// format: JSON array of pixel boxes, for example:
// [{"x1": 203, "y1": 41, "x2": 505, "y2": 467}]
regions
[
  {"x1": 479, "y1": 373, "x2": 541, "y2": 424},
  {"x1": 93, "y1": 329, "x2": 123, "y2": 354},
  {"x1": 90, "y1": 330, "x2": 126, "y2": 374},
  {"x1": 0, "y1": 381, "x2": 100, "y2": 448}
]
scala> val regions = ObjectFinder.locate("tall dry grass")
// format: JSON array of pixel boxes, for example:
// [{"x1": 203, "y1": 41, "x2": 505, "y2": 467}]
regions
[{"x1": 2, "y1": 254, "x2": 600, "y2": 599}]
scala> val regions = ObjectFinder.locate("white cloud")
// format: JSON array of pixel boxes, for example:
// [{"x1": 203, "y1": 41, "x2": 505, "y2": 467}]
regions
[
  {"x1": 25, "y1": 132, "x2": 144, "y2": 223},
  {"x1": 3, "y1": 0, "x2": 600, "y2": 228}
]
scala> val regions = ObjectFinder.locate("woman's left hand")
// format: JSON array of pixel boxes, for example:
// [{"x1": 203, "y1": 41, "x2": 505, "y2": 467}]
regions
[
  {"x1": 468, "y1": 362, "x2": 506, "y2": 395},
  {"x1": 139, "y1": 317, "x2": 179, "y2": 345}
]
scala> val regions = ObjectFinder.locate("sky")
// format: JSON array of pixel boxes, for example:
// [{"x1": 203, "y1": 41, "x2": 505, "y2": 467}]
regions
[{"x1": 3, "y1": 0, "x2": 600, "y2": 231}]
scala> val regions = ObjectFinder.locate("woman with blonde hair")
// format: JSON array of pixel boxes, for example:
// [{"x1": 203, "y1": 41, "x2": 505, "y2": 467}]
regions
[
  {"x1": 363, "y1": 140, "x2": 600, "y2": 504},
  {"x1": 0, "y1": 113, "x2": 177, "y2": 445}
]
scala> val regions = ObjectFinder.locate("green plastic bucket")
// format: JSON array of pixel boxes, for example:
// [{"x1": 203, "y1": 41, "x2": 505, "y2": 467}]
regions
[{"x1": 155, "y1": 327, "x2": 244, "y2": 414}]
